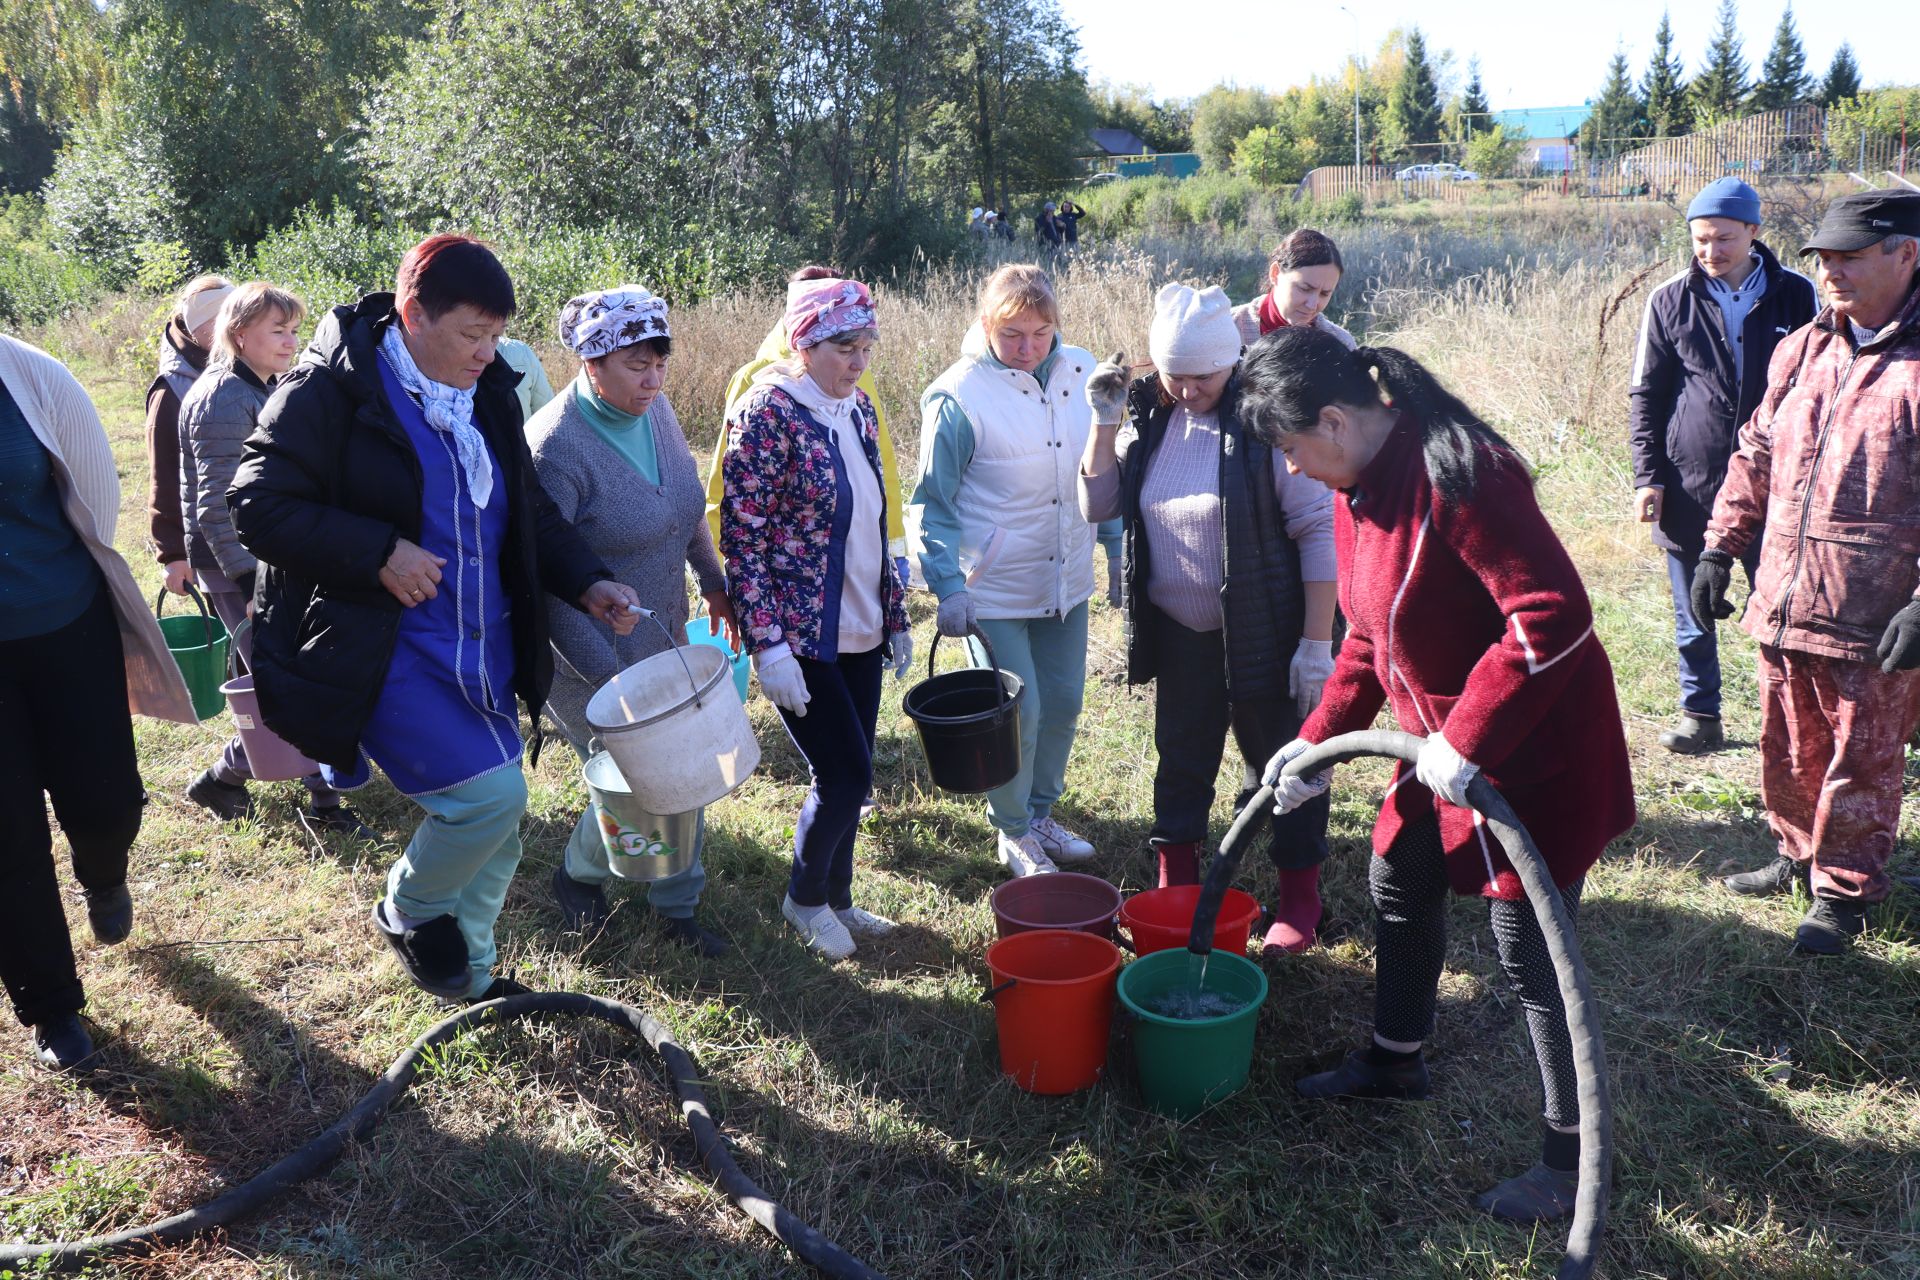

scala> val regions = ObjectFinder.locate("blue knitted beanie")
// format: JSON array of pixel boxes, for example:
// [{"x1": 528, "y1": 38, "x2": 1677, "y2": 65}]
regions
[{"x1": 1686, "y1": 178, "x2": 1762, "y2": 224}]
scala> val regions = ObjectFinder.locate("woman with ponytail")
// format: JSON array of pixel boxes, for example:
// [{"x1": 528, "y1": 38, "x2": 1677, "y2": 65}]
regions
[{"x1": 1236, "y1": 326, "x2": 1634, "y2": 1224}]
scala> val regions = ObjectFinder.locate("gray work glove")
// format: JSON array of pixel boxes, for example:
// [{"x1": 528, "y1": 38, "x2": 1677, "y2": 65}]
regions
[
  {"x1": 936, "y1": 591, "x2": 977, "y2": 639},
  {"x1": 1877, "y1": 598, "x2": 1920, "y2": 673},
  {"x1": 1085, "y1": 350, "x2": 1130, "y2": 425}
]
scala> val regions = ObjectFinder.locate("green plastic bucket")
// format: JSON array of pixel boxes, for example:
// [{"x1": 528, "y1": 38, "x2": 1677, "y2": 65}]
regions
[
  {"x1": 154, "y1": 585, "x2": 230, "y2": 721},
  {"x1": 1116, "y1": 948, "x2": 1269, "y2": 1118}
]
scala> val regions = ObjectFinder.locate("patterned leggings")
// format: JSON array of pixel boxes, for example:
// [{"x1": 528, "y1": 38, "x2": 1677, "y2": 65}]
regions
[{"x1": 1371, "y1": 817, "x2": 1582, "y2": 1127}]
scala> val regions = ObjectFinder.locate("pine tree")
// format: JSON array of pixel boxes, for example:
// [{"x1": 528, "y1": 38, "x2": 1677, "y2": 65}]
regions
[
  {"x1": 1462, "y1": 58, "x2": 1491, "y2": 119},
  {"x1": 1819, "y1": 43, "x2": 1861, "y2": 107},
  {"x1": 1388, "y1": 27, "x2": 1444, "y2": 159},
  {"x1": 1582, "y1": 48, "x2": 1646, "y2": 164},
  {"x1": 1641, "y1": 10, "x2": 1689, "y2": 138},
  {"x1": 1691, "y1": 0, "x2": 1750, "y2": 127},
  {"x1": 1749, "y1": 6, "x2": 1811, "y2": 111}
]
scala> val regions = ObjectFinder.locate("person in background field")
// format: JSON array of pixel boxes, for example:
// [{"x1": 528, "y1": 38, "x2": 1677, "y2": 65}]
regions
[
  {"x1": 1079, "y1": 285, "x2": 1337, "y2": 952},
  {"x1": 530, "y1": 285, "x2": 740, "y2": 957},
  {"x1": 497, "y1": 335, "x2": 555, "y2": 424},
  {"x1": 230, "y1": 234, "x2": 643, "y2": 1003},
  {"x1": 1, "y1": 334, "x2": 197, "y2": 1071},
  {"x1": 967, "y1": 206, "x2": 988, "y2": 240},
  {"x1": 1056, "y1": 197, "x2": 1086, "y2": 247},
  {"x1": 1035, "y1": 201, "x2": 1064, "y2": 250},
  {"x1": 1241, "y1": 327, "x2": 1634, "y2": 1223},
  {"x1": 146, "y1": 274, "x2": 232, "y2": 596},
  {"x1": 177, "y1": 283, "x2": 376, "y2": 841},
  {"x1": 1232, "y1": 227, "x2": 1356, "y2": 351},
  {"x1": 1694, "y1": 189, "x2": 1920, "y2": 954},
  {"x1": 720, "y1": 277, "x2": 910, "y2": 960},
  {"x1": 1629, "y1": 177, "x2": 1817, "y2": 755},
  {"x1": 912, "y1": 264, "x2": 1100, "y2": 878},
  {"x1": 992, "y1": 210, "x2": 1015, "y2": 243},
  {"x1": 706, "y1": 265, "x2": 910, "y2": 598}
]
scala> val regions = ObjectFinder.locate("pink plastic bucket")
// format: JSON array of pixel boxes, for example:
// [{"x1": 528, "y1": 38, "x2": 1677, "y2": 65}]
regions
[{"x1": 220, "y1": 621, "x2": 315, "y2": 782}]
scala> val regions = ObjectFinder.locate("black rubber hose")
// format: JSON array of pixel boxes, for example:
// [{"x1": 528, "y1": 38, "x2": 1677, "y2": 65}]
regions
[
  {"x1": 1, "y1": 992, "x2": 888, "y2": 1279},
  {"x1": 1190, "y1": 729, "x2": 1611, "y2": 1280}
]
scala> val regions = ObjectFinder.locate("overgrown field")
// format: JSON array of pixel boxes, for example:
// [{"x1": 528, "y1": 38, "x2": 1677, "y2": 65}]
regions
[{"x1": 4, "y1": 219, "x2": 1918, "y2": 1279}]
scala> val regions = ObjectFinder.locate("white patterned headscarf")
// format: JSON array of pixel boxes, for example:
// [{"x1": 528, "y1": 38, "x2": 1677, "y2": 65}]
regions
[
  {"x1": 557, "y1": 285, "x2": 671, "y2": 360},
  {"x1": 378, "y1": 323, "x2": 495, "y2": 509}
]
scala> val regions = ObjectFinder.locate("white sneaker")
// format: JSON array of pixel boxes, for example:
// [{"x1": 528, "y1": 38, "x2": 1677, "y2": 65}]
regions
[
  {"x1": 997, "y1": 832, "x2": 1059, "y2": 877},
  {"x1": 835, "y1": 905, "x2": 898, "y2": 938},
  {"x1": 1030, "y1": 816, "x2": 1096, "y2": 862},
  {"x1": 782, "y1": 895, "x2": 856, "y2": 959}
]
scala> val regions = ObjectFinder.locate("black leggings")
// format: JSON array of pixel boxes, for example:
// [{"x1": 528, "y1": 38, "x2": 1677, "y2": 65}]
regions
[
  {"x1": 0, "y1": 587, "x2": 146, "y2": 1027},
  {"x1": 1371, "y1": 817, "x2": 1582, "y2": 1127}
]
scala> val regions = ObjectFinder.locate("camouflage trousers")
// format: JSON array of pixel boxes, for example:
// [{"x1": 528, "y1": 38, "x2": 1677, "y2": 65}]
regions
[{"x1": 1758, "y1": 644, "x2": 1920, "y2": 903}]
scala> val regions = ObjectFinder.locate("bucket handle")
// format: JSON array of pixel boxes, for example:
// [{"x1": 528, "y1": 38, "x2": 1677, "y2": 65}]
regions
[
  {"x1": 927, "y1": 624, "x2": 1011, "y2": 709},
  {"x1": 154, "y1": 582, "x2": 218, "y2": 652},
  {"x1": 980, "y1": 978, "x2": 1015, "y2": 1003},
  {"x1": 226, "y1": 616, "x2": 253, "y2": 680},
  {"x1": 626, "y1": 605, "x2": 706, "y2": 710}
]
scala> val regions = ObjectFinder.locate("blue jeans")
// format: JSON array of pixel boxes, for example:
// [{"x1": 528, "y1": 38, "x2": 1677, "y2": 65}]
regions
[
  {"x1": 559, "y1": 737, "x2": 705, "y2": 918},
  {"x1": 1664, "y1": 547, "x2": 1754, "y2": 719},
  {"x1": 387, "y1": 765, "x2": 528, "y2": 992},
  {"x1": 967, "y1": 603, "x2": 1089, "y2": 838},
  {"x1": 776, "y1": 645, "x2": 884, "y2": 909}
]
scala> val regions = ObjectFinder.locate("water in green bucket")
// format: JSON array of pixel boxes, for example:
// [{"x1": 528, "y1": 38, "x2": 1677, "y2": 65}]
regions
[{"x1": 1118, "y1": 947, "x2": 1268, "y2": 1118}]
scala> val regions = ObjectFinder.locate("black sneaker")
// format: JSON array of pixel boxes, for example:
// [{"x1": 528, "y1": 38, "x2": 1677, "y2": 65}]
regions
[
  {"x1": 371, "y1": 899, "x2": 472, "y2": 999},
  {"x1": 1475, "y1": 1161, "x2": 1579, "y2": 1223},
  {"x1": 31, "y1": 1015, "x2": 97, "y2": 1073},
  {"x1": 187, "y1": 769, "x2": 254, "y2": 822},
  {"x1": 1723, "y1": 856, "x2": 1802, "y2": 898},
  {"x1": 1296, "y1": 1047, "x2": 1431, "y2": 1102},
  {"x1": 1658, "y1": 714, "x2": 1725, "y2": 755},
  {"x1": 299, "y1": 803, "x2": 379, "y2": 844},
  {"x1": 551, "y1": 866, "x2": 612, "y2": 934},
  {"x1": 660, "y1": 914, "x2": 730, "y2": 957},
  {"x1": 1794, "y1": 897, "x2": 1869, "y2": 955},
  {"x1": 84, "y1": 883, "x2": 133, "y2": 945}
]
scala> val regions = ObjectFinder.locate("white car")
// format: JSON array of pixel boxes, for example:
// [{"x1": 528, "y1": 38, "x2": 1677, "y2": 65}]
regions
[{"x1": 1395, "y1": 162, "x2": 1480, "y2": 182}]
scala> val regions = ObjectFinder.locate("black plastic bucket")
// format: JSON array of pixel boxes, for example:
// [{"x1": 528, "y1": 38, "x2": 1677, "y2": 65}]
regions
[{"x1": 902, "y1": 628, "x2": 1025, "y2": 793}]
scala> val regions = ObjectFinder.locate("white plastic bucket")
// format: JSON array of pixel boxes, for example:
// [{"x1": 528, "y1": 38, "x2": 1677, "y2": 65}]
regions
[{"x1": 585, "y1": 641, "x2": 759, "y2": 813}]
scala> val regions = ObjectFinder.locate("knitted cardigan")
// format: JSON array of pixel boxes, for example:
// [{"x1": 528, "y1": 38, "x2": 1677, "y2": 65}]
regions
[{"x1": 526, "y1": 385, "x2": 725, "y2": 747}]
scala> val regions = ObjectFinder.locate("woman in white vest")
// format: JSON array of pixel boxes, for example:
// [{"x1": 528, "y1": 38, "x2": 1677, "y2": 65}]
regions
[{"x1": 910, "y1": 265, "x2": 1100, "y2": 877}]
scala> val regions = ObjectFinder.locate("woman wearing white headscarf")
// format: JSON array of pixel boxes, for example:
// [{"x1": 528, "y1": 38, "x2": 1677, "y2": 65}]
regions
[{"x1": 527, "y1": 285, "x2": 740, "y2": 957}]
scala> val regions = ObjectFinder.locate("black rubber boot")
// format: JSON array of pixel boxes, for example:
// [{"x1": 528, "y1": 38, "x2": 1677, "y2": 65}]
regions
[
  {"x1": 551, "y1": 866, "x2": 612, "y2": 935},
  {"x1": 1657, "y1": 714, "x2": 1724, "y2": 755},
  {"x1": 299, "y1": 803, "x2": 379, "y2": 844},
  {"x1": 1722, "y1": 856, "x2": 1801, "y2": 898},
  {"x1": 187, "y1": 769, "x2": 254, "y2": 822},
  {"x1": 84, "y1": 883, "x2": 134, "y2": 945},
  {"x1": 32, "y1": 1015, "x2": 97, "y2": 1073},
  {"x1": 1476, "y1": 1121, "x2": 1580, "y2": 1222},
  {"x1": 371, "y1": 899, "x2": 472, "y2": 999},
  {"x1": 1794, "y1": 897, "x2": 1868, "y2": 955},
  {"x1": 660, "y1": 914, "x2": 730, "y2": 957},
  {"x1": 447, "y1": 974, "x2": 535, "y2": 1007},
  {"x1": 1296, "y1": 1045, "x2": 1431, "y2": 1101}
]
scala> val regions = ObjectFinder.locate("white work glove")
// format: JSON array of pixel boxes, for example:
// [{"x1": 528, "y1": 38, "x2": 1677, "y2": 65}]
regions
[
  {"x1": 1262, "y1": 737, "x2": 1330, "y2": 815},
  {"x1": 887, "y1": 629, "x2": 914, "y2": 680},
  {"x1": 752, "y1": 643, "x2": 811, "y2": 717},
  {"x1": 1288, "y1": 638, "x2": 1335, "y2": 719},
  {"x1": 1415, "y1": 732, "x2": 1480, "y2": 807},
  {"x1": 1084, "y1": 350, "x2": 1130, "y2": 425},
  {"x1": 936, "y1": 591, "x2": 977, "y2": 638}
]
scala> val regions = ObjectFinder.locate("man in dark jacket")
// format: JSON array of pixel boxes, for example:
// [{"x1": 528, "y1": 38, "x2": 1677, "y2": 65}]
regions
[
  {"x1": 230, "y1": 235, "x2": 641, "y2": 1003},
  {"x1": 1628, "y1": 178, "x2": 1817, "y2": 753}
]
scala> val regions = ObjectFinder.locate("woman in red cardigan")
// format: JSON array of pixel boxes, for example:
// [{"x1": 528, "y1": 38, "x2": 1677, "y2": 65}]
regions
[{"x1": 1237, "y1": 327, "x2": 1635, "y2": 1224}]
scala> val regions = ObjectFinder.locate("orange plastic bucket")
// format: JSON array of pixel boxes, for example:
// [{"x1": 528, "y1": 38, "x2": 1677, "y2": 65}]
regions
[
  {"x1": 1117, "y1": 885, "x2": 1261, "y2": 956},
  {"x1": 982, "y1": 928, "x2": 1122, "y2": 1094}
]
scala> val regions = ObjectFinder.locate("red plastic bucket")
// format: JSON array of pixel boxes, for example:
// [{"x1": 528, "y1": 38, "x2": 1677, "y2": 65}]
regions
[
  {"x1": 982, "y1": 928, "x2": 1122, "y2": 1094},
  {"x1": 1117, "y1": 886, "x2": 1261, "y2": 956},
  {"x1": 990, "y1": 872, "x2": 1123, "y2": 940}
]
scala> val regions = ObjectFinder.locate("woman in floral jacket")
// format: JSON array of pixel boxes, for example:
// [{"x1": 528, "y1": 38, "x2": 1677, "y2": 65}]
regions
[{"x1": 720, "y1": 277, "x2": 909, "y2": 959}]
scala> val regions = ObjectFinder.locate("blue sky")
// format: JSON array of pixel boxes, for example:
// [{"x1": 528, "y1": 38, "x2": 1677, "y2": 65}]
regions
[{"x1": 1055, "y1": 0, "x2": 1918, "y2": 111}]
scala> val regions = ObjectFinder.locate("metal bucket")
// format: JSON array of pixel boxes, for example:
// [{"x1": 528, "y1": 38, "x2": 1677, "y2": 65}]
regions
[{"x1": 583, "y1": 750, "x2": 702, "y2": 882}]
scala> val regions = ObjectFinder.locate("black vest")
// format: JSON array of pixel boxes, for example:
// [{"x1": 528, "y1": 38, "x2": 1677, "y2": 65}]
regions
[{"x1": 1115, "y1": 374, "x2": 1304, "y2": 701}]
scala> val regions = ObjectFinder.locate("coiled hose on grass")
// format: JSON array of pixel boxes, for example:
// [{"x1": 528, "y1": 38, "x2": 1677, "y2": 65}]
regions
[
  {"x1": 1189, "y1": 730, "x2": 1611, "y2": 1280},
  {"x1": 0, "y1": 992, "x2": 888, "y2": 1279}
]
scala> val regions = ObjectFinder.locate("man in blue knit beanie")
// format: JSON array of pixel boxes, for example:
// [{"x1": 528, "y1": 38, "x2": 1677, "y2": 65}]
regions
[{"x1": 1627, "y1": 176, "x2": 1817, "y2": 753}]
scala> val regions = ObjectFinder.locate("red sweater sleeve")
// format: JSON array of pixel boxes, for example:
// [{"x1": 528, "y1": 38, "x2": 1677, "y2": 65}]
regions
[{"x1": 1432, "y1": 457, "x2": 1594, "y2": 770}]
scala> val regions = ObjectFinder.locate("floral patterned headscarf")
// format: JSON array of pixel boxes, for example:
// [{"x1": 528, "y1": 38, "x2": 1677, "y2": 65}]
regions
[
  {"x1": 557, "y1": 285, "x2": 670, "y2": 359},
  {"x1": 785, "y1": 278, "x2": 877, "y2": 350}
]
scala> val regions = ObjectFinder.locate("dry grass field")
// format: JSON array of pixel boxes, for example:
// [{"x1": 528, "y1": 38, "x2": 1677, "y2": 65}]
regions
[{"x1": 3, "y1": 210, "x2": 1917, "y2": 1279}]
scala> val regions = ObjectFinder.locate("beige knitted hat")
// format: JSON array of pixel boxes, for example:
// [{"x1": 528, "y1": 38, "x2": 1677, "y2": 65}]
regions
[{"x1": 1148, "y1": 283, "x2": 1240, "y2": 375}]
